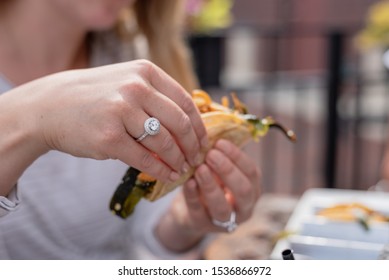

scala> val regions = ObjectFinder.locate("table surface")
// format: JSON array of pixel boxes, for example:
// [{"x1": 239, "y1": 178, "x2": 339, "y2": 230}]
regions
[{"x1": 203, "y1": 193, "x2": 298, "y2": 260}]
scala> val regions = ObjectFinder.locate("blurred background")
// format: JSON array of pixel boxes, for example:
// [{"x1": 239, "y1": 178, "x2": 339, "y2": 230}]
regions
[{"x1": 185, "y1": 0, "x2": 389, "y2": 196}]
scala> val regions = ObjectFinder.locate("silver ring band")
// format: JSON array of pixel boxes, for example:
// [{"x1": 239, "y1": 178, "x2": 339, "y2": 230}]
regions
[
  {"x1": 212, "y1": 211, "x2": 238, "y2": 233},
  {"x1": 135, "y1": 117, "x2": 161, "y2": 142}
]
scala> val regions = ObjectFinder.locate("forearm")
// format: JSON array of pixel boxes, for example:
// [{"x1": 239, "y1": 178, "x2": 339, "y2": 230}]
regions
[
  {"x1": 155, "y1": 209, "x2": 205, "y2": 253},
  {"x1": 0, "y1": 88, "x2": 48, "y2": 196}
]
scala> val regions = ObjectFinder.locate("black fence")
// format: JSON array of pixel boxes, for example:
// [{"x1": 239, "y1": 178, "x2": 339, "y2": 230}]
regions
[{"x1": 189, "y1": 24, "x2": 389, "y2": 195}]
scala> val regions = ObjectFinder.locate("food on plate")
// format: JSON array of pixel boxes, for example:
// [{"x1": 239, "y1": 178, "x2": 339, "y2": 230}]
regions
[
  {"x1": 110, "y1": 90, "x2": 296, "y2": 218},
  {"x1": 316, "y1": 202, "x2": 389, "y2": 230}
]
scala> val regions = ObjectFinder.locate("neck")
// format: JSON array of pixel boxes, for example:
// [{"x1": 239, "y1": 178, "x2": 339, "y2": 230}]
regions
[{"x1": 0, "y1": 1, "x2": 88, "y2": 85}]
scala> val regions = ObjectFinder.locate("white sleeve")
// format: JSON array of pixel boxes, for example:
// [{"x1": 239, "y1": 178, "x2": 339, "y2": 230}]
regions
[
  {"x1": 137, "y1": 210, "x2": 204, "y2": 260},
  {"x1": 128, "y1": 189, "x2": 213, "y2": 259},
  {"x1": 0, "y1": 185, "x2": 21, "y2": 217}
]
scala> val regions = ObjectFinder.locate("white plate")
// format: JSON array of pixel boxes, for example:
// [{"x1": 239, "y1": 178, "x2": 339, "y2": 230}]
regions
[
  {"x1": 300, "y1": 218, "x2": 389, "y2": 244},
  {"x1": 270, "y1": 188, "x2": 389, "y2": 260},
  {"x1": 288, "y1": 235, "x2": 384, "y2": 260}
]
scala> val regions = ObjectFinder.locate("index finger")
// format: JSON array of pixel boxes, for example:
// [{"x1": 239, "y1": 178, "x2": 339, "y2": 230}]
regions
[{"x1": 145, "y1": 61, "x2": 208, "y2": 149}]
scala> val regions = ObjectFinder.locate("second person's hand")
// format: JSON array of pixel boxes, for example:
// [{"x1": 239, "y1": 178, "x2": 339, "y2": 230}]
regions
[{"x1": 155, "y1": 139, "x2": 261, "y2": 252}]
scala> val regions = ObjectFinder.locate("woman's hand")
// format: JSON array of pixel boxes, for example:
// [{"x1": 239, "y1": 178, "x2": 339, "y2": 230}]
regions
[
  {"x1": 156, "y1": 139, "x2": 261, "y2": 252},
  {"x1": 0, "y1": 59, "x2": 207, "y2": 194}
]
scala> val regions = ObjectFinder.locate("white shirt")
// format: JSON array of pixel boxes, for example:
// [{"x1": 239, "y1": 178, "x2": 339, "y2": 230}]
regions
[{"x1": 0, "y1": 32, "x2": 201, "y2": 259}]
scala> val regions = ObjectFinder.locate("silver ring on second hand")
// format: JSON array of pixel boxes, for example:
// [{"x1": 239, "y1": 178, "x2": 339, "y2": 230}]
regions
[
  {"x1": 135, "y1": 117, "x2": 161, "y2": 142},
  {"x1": 212, "y1": 211, "x2": 238, "y2": 233}
]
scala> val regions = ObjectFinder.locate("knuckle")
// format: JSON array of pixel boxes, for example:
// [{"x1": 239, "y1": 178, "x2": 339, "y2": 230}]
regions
[
  {"x1": 178, "y1": 114, "x2": 192, "y2": 134},
  {"x1": 140, "y1": 151, "x2": 154, "y2": 169},
  {"x1": 136, "y1": 59, "x2": 155, "y2": 77},
  {"x1": 132, "y1": 80, "x2": 148, "y2": 93},
  {"x1": 217, "y1": 158, "x2": 234, "y2": 174},
  {"x1": 138, "y1": 59, "x2": 153, "y2": 68},
  {"x1": 120, "y1": 80, "x2": 149, "y2": 97},
  {"x1": 180, "y1": 94, "x2": 195, "y2": 113},
  {"x1": 160, "y1": 134, "x2": 175, "y2": 153}
]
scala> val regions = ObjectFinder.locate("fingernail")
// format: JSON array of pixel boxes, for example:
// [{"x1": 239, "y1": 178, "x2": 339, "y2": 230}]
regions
[
  {"x1": 169, "y1": 171, "x2": 180, "y2": 182},
  {"x1": 201, "y1": 135, "x2": 209, "y2": 149},
  {"x1": 182, "y1": 161, "x2": 190, "y2": 173}
]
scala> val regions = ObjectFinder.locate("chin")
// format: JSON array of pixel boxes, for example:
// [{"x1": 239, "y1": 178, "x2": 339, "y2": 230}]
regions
[
  {"x1": 88, "y1": 17, "x2": 119, "y2": 30},
  {"x1": 82, "y1": 0, "x2": 132, "y2": 30}
]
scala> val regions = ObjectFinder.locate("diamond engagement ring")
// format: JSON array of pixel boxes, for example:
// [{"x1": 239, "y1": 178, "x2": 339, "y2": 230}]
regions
[
  {"x1": 135, "y1": 117, "x2": 161, "y2": 142},
  {"x1": 212, "y1": 211, "x2": 238, "y2": 233}
]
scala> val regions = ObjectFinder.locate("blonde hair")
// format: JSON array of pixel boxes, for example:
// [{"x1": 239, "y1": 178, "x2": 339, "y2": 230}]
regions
[{"x1": 123, "y1": 0, "x2": 198, "y2": 92}]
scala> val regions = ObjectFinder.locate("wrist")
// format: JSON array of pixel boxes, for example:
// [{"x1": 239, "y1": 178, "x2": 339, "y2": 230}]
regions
[
  {"x1": 0, "y1": 87, "x2": 49, "y2": 195},
  {"x1": 155, "y1": 210, "x2": 206, "y2": 253}
]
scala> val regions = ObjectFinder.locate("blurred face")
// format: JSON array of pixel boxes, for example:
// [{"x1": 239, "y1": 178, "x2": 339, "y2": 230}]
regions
[{"x1": 49, "y1": 0, "x2": 135, "y2": 30}]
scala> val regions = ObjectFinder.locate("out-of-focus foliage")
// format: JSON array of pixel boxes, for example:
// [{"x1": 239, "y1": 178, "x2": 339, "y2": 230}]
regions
[
  {"x1": 185, "y1": 0, "x2": 234, "y2": 34},
  {"x1": 357, "y1": 0, "x2": 389, "y2": 48}
]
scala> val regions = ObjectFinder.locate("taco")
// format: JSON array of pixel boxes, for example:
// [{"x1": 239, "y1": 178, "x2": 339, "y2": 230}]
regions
[{"x1": 110, "y1": 90, "x2": 296, "y2": 218}]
